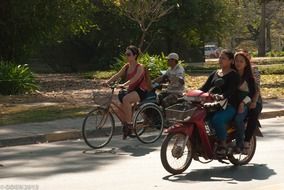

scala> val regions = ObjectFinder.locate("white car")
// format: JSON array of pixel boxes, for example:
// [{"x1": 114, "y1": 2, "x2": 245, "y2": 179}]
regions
[{"x1": 205, "y1": 45, "x2": 219, "y2": 58}]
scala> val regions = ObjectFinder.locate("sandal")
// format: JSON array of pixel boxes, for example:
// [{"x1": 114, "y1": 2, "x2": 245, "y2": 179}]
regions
[{"x1": 122, "y1": 123, "x2": 133, "y2": 140}]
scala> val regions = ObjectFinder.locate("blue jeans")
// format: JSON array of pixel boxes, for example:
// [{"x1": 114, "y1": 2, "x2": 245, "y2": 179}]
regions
[
  {"x1": 234, "y1": 106, "x2": 248, "y2": 148},
  {"x1": 210, "y1": 105, "x2": 236, "y2": 141}
]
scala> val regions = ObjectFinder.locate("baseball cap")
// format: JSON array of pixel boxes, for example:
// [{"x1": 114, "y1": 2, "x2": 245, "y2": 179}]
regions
[{"x1": 166, "y1": 53, "x2": 179, "y2": 61}]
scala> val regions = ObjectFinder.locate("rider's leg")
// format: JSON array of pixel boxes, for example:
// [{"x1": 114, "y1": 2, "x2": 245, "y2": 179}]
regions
[
  {"x1": 122, "y1": 91, "x2": 141, "y2": 124},
  {"x1": 244, "y1": 102, "x2": 262, "y2": 143},
  {"x1": 211, "y1": 105, "x2": 236, "y2": 154},
  {"x1": 234, "y1": 106, "x2": 248, "y2": 149},
  {"x1": 111, "y1": 101, "x2": 127, "y2": 124}
]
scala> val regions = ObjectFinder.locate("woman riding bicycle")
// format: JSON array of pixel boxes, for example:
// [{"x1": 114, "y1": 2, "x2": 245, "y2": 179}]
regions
[{"x1": 104, "y1": 45, "x2": 150, "y2": 139}]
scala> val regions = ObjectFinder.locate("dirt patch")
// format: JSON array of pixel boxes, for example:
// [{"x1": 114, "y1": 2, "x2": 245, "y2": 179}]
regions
[
  {"x1": 5, "y1": 74, "x2": 104, "y2": 103},
  {"x1": 0, "y1": 74, "x2": 107, "y2": 114}
]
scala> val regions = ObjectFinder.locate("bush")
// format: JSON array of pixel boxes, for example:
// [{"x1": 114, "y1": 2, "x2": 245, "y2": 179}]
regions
[
  {"x1": 258, "y1": 64, "x2": 284, "y2": 75},
  {"x1": 251, "y1": 50, "x2": 284, "y2": 57},
  {"x1": 113, "y1": 53, "x2": 178, "y2": 79},
  {"x1": 266, "y1": 51, "x2": 284, "y2": 57},
  {"x1": 0, "y1": 61, "x2": 38, "y2": 95}
]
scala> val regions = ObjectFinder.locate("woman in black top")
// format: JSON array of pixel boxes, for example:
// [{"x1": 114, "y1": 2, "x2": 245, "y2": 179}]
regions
[{"x1": 200, "y1": 49, "x2": 240, "y2": 156}]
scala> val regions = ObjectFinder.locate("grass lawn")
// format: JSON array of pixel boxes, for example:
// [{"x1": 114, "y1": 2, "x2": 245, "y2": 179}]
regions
[
  {"x1": 0, "y1": 105, "x2": 91, "y2": 126},
  {"x1": 81, "y1": 70, "x2": 117, "y2": 79},
  {"x1": 83, "y1": 70, "x2": 284, "y2": 99},
  {"x1": 185, "y1": 74, "x2": 284, "y2": 99}
]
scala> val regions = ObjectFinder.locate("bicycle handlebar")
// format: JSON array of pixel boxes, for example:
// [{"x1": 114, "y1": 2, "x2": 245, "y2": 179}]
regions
[{"x1": 106, "y1": 82, "x2": 126, "y2": 90}]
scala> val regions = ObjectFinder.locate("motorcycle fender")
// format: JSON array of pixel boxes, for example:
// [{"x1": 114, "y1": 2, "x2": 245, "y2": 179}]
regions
[
  {"x1": 164, "y1": 123, "x2": 194, "y2": 136},
  {"x1": 254, "y1": 127, "x2": 263, "y2": 137},
  {"x1": 254, "y1": 120, "x2": 263, "y2": 137}
]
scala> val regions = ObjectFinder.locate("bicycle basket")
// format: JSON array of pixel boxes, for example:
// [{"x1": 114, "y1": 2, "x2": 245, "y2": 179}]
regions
[
  {"x1": 165, "y1": 103, "x2": 196, "y2": 121},
  {"x1": 92, "y1": 89, "x2": 113, "y2": 106}
]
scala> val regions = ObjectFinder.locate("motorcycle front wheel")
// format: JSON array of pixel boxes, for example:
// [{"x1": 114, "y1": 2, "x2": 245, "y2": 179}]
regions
[{"x1": 160, "y1": 132, "x2": 193, "y2": 175}]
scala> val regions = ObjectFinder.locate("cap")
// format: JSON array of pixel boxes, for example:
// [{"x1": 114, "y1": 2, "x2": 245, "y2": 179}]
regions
[{"x1": 166, "y1": 53, "x2": 179, "y2": 61}]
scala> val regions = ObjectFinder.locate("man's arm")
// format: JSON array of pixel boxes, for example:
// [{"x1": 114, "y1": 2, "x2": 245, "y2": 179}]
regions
[{"x1": 153, "y1": 75, "x2": 168, "y2": 84}]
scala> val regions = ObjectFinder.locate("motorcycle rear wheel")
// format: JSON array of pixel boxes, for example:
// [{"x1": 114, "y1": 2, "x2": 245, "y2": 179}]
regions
[{"x1": 228, "y1": 135, "x2": 256, "y2": 166}]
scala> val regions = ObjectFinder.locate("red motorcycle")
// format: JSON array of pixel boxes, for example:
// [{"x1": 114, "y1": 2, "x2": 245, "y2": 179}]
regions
[{"x1": 160, "y1": 82, "x2": 263, "y2": 175}]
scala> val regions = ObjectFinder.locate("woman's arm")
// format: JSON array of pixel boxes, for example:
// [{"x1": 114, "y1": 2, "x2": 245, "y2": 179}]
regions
[
  {"x1": 252, "y1": 85, "x2": 260, "y2": 103},
  {"x1": 251, "y1": 66, "x2": 261, "y2": 107},
  {"x1": 250, "y1": 82, "x2": 260, "y2": 109},
  {"x1": 199, "y1": 71, "x2": 216, "y2": 92},
  {"x1": 247, "y1": 77, "x2": 256, "y2": 100},
  {"x1": 223, "y1": 72, "x2": 240, "y2": 99},
  {"x1": 106, "y1": 64, "x2": 128, "y2": 84}
]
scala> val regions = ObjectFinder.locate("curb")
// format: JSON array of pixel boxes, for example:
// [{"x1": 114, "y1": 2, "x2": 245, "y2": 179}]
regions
[
  {"x1": 260, "y1": 110, "x2": 284, "y2": 119},
  {"x1": 0, "y1": 126, "x2": 125, "y2": 148},
  {"x1": 0, "y1": 110, "x2": 283, "y2": 148},
  {"x1": 0, "y1": 131, "x2": 81, "y2": 147}
]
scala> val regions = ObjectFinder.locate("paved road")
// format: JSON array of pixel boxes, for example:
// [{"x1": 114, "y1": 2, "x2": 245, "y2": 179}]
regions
[{"x1": 0, "y1": 117, "x2": 284, "y2": 190}]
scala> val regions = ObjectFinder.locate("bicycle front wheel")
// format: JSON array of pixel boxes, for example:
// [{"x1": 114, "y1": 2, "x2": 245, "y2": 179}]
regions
[
  {"x1": 133, "y1": 103, "x2": 164, "y2": 144},
  {"x1": 82, "y1": 107, "x2": 115, "y2": 149}
]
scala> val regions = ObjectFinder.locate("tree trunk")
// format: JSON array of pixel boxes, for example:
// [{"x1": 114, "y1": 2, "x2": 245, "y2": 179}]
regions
[
  {"x1": 266, "y1": 21, "x2": 271, "y2": 52},
  {"x1": 138, "y1": 31, "x2": 146, "y2": 52},
  {"x1": 258, "y1": 0, "x2": 266, "y2": 57}
]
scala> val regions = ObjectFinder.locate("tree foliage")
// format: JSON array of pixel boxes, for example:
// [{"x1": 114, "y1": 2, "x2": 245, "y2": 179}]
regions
[{"x1": 0, "y1": 0, "x2": 96, "y2": 61}]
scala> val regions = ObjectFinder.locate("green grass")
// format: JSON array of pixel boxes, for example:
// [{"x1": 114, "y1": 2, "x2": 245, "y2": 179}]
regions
[
  {"x1": 0, "y1": 106, "x2": 91, "y2": 126},
  {"x1": 258, "y1": 64, "x2": 284, "y2": 75},
  {"x1": 185, "y1": 64, "x2": 284, "y2": 75},
  {"x1": 185, "y1": 74, "x2": 284, "y2": 99},
  {"x1": 81, "y1": 70, "x2": 116, "y2": 79},
  {"x1": 206, "y1": 57, "x2": 284, "y2": 65}
]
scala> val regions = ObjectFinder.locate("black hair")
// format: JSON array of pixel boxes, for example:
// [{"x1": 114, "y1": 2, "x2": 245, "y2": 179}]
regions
[
  {"x1": 221, "y1": 49, "x2": 234, "y2": 60},
  {"x1": 232, "y1": 52, "x2": 256, "y2": 100},
  {"x1": 232, "y1": 53, "x2": 255, "y2": 83},
  {"x1": 126, "y1": 45, "x2": 140, "y2": 60}
]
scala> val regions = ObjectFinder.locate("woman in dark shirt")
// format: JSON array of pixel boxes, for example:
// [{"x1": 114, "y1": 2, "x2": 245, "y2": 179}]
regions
[{"x1": 200, "y1": 49, "x2": 240, "y2": 156}]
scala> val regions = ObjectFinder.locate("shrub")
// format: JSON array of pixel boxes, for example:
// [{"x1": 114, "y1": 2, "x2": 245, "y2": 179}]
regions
[
  {"x1": 0, "y1": 61, "x2": 38, "y2": 95},
  {"x1": 113, "y1": 53, "x2": 181, "y2": 79},
  {"x1": 266, "y1": 51, "x2": 284, "y2": 57},
  {"x1": 258, "y1": 64, "x2": 284, "y2": 75}
]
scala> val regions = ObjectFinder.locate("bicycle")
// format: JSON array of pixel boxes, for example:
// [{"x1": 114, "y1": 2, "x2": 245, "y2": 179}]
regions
[
  {"x1": 132, "y1": 83, "x2": 184, "y2": 144},
  {"x1": 82, "y1": 83, "x2": 164, "y2": 149}
]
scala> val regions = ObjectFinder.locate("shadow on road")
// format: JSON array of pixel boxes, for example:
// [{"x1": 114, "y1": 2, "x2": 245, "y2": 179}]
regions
[
  {"x1": 119, "y1": 144, "x2": 158, "y2": 157},
  {"x1": 163, "y1": 164, "x2": 276, "y2": 183},
  {"x1": 0, "y1": 137, "x2": 162, "y2": 179},
  {"x1": 0, "y1": 141, "x2": 122, "y2": 179}
]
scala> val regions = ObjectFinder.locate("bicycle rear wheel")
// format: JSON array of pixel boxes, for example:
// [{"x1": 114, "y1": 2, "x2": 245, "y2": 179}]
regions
[
  {"x1": 133, "y1": 103, "x2": 164, "y2": 144},
  {"x1": 82, "y1": 107, "x2": 115, "y2": 149}
]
